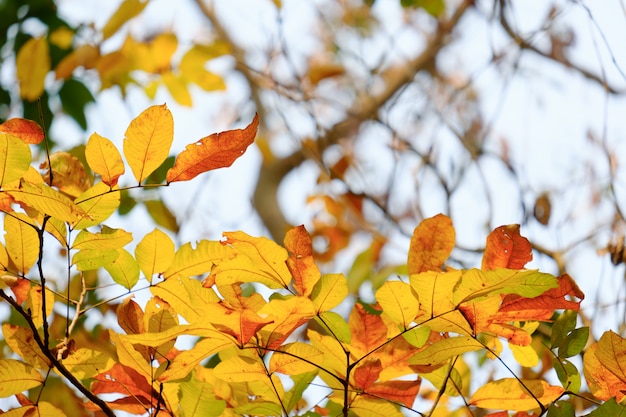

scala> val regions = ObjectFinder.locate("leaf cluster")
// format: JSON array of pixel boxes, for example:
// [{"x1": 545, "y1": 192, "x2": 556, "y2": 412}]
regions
[{"x1": 0, "y1": 110, "x2": 621, "y2": 416}]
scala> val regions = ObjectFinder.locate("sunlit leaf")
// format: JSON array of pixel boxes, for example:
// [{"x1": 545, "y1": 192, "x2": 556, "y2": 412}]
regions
[
  {"x1": 509, "y1": 343, "x2": 539, "y2": 368},
  {"x1": 349, "y1": 396, "x2": 404, "y2": 417},
  {"x1": 366, "y1": 379, "x2": 421, "y2": 408},
  {"x1": 8, "y1": 180, "x2": 88, "y2": 223},
  {"x1": 408, "y1": 214, "x2": 455, "y2": 274},
  {"x1": 469, "y1": 379, "x2": 564, "y2": 411},
  {"x1": 72, "y1": 182, "x2": 120, "y2": 229},
  {"x1": 5, "y1": 213, "x2": 39, "y2": 275},
  {"x1": 25, "y1": 286, "x2": 55, "y2": 329},
  {"x1": 164, "y1": 239, "x2": 234, "y2": 280},
  {"x1": 257, "y1": 296, "x2": 316, "y2": 349},
  {"x1": 376, "y1": 281, "x2": 419, "y2": 329},
  {"x1": 403, "y1": 326, "x2": 431, "y2": 348},
  {"x1": 2, "y1": 324, "x2": 51, "y2": 369},
  {"x1": 102, "y1": 0, "x2": 150, "y2": 40},
  {"x1": 0, "y1": 133, "x2": 32, "y2": 187},
  {"x1": 16, "y1": 37, "x2": 50, "y2": 101},
  {"x1": 123, "y1": 104, "x2": 173, "y2": 184},
  {"x1": 72, "y1": 248, "x2": 119, "y2": 271},
  {"x1": 310, "y1": 273, "x2": 348, "y2": 313},
  {"x1": 72, "y1": 226, "x2": 132, "y2": 251},
  {"x1": 0, "y1": 359, "x2": 44, "y2": 396},
  {"x1": 40, "y1": 151, "x2": 92, "y2": 198},
  {"x1": 349, "y1": 303, "x2": 388, "y2": 358},
  {"x1": 213, "y1": 353, "x2": 267, "y2": 383},
  {"x1": 63, "y1": 348, "x2": 115, "y2": 379},
  {"x1": 144, "y1": 199, "x2": 179, "y2": 232},
  {"x1": 269, "y1": 342, "x2": 323, "y2": 375},
  {"x1": 166, "y1": 114, "x2": 259, "y2": 183},
  {"x1": 163, "y1": 71, "x2": 192, "y2": 106},
  {"x1": 482, "y1": 224, "x2": 533, "y2": 270},
  {"x1": 85, "y1": 133, "x2": 125, "y2": 187},
  {"x1": 353, "y1": 358, "x2": 382, "y2": 389},
  {"x1": 179, "y1": 376, "x2": 226, "y2": 417},
  {"x1": 135, "y1": 228, "x2": 175, "y2": 283},
  {"x1": 285, "y1": 225, "x2": 321, "y2": 297},
  {"x1": 103, "y1": 249, "x2": 139, "y2": 289},
  {"x1": 0, "y1": 119, "x2": 44, "y2": 144},
  {"x1": 212, "y1": 231, "x2": 292, "y2": 289},
  {"x1": 314, "y1": 311, "x2": 351, "y2": 343},
  {"x1": 409, "y1": 336, "x2": 483, "y2": 366}
]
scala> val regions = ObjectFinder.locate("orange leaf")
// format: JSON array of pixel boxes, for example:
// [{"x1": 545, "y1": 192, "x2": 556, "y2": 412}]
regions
[
  {"x1": 166, "y1": 113, "x2": 259, "y2": 183},
  {"x1": 482, "y1": 225, "x2": 532, "y2": 270},
  {"x1": 408, "y1": 214, "x2": 455, "y2": 274},
  {"x1": 498, "y1": 274, "x2": 584, "y2": 319},
  {"x1": 91, "y1": 363, "x2": 156, "y2": 413},
  {"x1": 583, "y1": 339, "x2": 626, "y2": 402},
  {"x1": 0, "y1": 119, "x2": 44, "y2": 144},
  {"x1": 349, "y1": 303, "x2": 387, "y2": 358},
  {"x1": 116, "y1": 297, "x2": 145, "y2": 335},
  {"x1": 365, "y1": 379, "x2": 421, "y2": 408},
  {"x1": 353, "y1": 358, "x2": 382, "y2": 389},
  {"x1": 284, "y1": 225, "x2": 320, "y2": 297},
  {"x1": 469, "y1": 378, "x2": 564, "y2": 411},
  {"x1": 257, "y1": 296, "x2": 316, "y2": 350}
]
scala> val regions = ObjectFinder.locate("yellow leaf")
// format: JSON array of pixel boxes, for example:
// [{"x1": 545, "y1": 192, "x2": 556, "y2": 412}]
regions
[
  {"x1": 257, "y1": 296, "x2": 316, "y2": 349},
  {"x1": 583, "y1": 340, "x2": 626, "y2": 402},
  {"x1": 25, "y1": 286, "x2": 55, "y2": 329},
  {"x1": 16, "y1": 37, "x2": 50, "y2": 101},
  {"x1": 408, "y1": 213, "x2": 455, "y2": 274},
  {"x1": 135, "y1": 228, "x2": 175, "y2": 283},
  {"x1": 164, "y1": 240, "x2": 234, "y2": 280},
  {"x1": 151, "y1": 276, "x2": 221, "y2": 323},
  {"x1": 408, "y1": 336, "x2": 483, "y2": 366},
  {"x1": 44, "y1": 217, "x2": 68, "y2": 247},
  {"x1": 269, "y1": 342, "x2": 323, "y2": 375},
  {"x1": 40, "y1": 151, "x2": 92, "y2": 198},
  {"x1": 48, "y1": 27, "x2": 74, "y2": 49},
  {"x1": 102, "y1": 0, "x2": 150, "y2": 40},
  {"x1": 109, "y1": 331, "x2": 152, "y2": 382},
  {"x1": 8, "y1": 180, "x2": 89, "y2": 223},
  {"x1": 185, "y1": 69, "x2": 225, "y2": 92},
  {"x1": 72, "y1": 226, "x2": 132, "y2": 251},
  {"x1": 104, "y1": 249, "x2": 139, "y2": 289},
  {"x1": 0, "y1": 359, "x2": 44, "y2": 397},
  {"x1": 308, "y1": 329, "x2": 347, "y2": 380},
  {"x1": 4, "y1": 213, "x2": 39, "y2": 275},
  {"x1": 144, "y1": 199, "x2": 179, "y2": 232},
  {"x1": 213, "y1": 354, "x2": 267, "y2": 383},
  {"x1": 3, "y1": 403, "x2": 67, "y2": 417},
  {"x1": 594, "y1": 330, "x2": 626, "y2": 384},
  {"x1": 55, "y1": 44, "x2": 100, "y2": 80},
  {"x1": 0, "y1": 133, "x2": 32, "y2": 187},
  {"x1": 2, "y1": 324, "x2": 51, "y2": 369},
  {"x1": 123, "y1": 104, "x2": 173, "y2": 184},
  {"x1": 349, "y1": 396, "x2": 404, "y2": 417},
  {"x1": 85, "y1": 133, "x2": 125, "y2": 187},
  {"x1": 166, "y1": 114, "x2": 258, "y2": 183},
  {"x1": 211, "y1": 231, "x2": 291, "y2": 289},
  {"x1": 63, "y1": 348, "x2": 115, "y2": 379},
  {"x1": 72, "y1": 248, "x2": 119, "y2": 271},
  {"x1": 72, "y1": 182, "x2": 120, "y2": 229},
  {"x1": 375, "y1": 281, "x2": 420, "y2": 329},
  {"x1": 149, "y1": 33, "x2": 177, "y2": 72},
  {"x1": 469, "y1": 378, "x2": 564, "y2": 411},
  {"x1": 163, "y1": 71, "x2": 192, "y2": 106},
  {"x1": 410, "y1": 270, "x2": 461, "y2": 318},
  {"x1": 0, "y1": 241, "x2": 10, "y2": 272},
  {"x1": 509, "y1": 342, "x2": 539, "y2": 368},
  {"x1": 308, "y1": 273, "x2": 348, "y2": 314}
]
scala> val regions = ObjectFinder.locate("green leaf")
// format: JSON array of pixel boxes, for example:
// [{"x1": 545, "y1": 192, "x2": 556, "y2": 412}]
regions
[
  {"x1": 179, "y1": 377, "x2": 226, "y2": 417},
  {"x1": 552, "y1": 357, "x2": 581, "y2": 393},
  {"x1": 409, "y1": 336, "x2": 483, "y2": 366},
  {"x1": 403, "y1": 326, "x2": 430, "y2": 348},
  {"x1": 588, "y1": 398, "x2": 626, "y2": 416},
  {"x1": 59, "y1": 78, "x2": 95, "y2": 130},
  {"x1": 400, "y1": 0, "x2": 445, "y2": 16},
  {"x1": 558, "y1": 327, "x2": 588, "y2": 358},
  {"x1": 314, "y1": 311, "x2": 351, "y2": 343},
  {"x1": 551, "y1": 310, "x2": 578, "y2": 349},
  {"x1": 547, "y1": 401, "x2": 575, "y2": 417}
]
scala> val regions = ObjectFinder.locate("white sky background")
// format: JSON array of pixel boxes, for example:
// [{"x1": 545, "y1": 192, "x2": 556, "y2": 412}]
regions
[{"x1": 8, "y1": 0, "x2": 626, "y2": 414}]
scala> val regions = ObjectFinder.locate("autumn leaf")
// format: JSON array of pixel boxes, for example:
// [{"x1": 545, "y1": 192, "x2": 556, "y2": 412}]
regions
[
  {"x1": 353, "y1": 358, "x2": 382, "y2": 389},
  {"x1": 285, "y1": 225, "x2": 321, "y2": 297},
  {"x1": 0, "y1": 133, "x2": 32, "y2": 187},
  {"x1": 348, "y1": 303, "x2": 388, "y2": 359},
  {"x1": 409, "y1": 336, "x2": 483, "y2": 366},
  {"x1": 16, "y1": 37, "x2": 50, "y2": 101},
  {"x1": 63, "y1": 348, "x2": 115, "y2": 379},
  {"x1": 211, "y1": 231, "x2": 292, "y2": 290},
  {"x1": 469, "y1": 379, "x2": 564, "y2": 411},
  {"x1": 166, "y1": 114, "x2": 259, "y2": 183},
  {"x1": 257, "y1": 296, "x2": 316, "y2": 350},
  {"x1": 102, "y1": 0, "x2": 150, "y2": 40},
  {"x1": 408, "y1": 214, "x2": 455, "y2": 274},
  {"x1": 85, "y1": 133, "x2": 125, "y2": 187},
  {"x1": 123, "y1": 104, "x2": 173, "y2": 184},
  {"x1": 269, "y1": 342, "x2": 324, "y2": 375},
  {"x1": 0, "y1": 119, "x2": 44, "y2": 144},
  {"x1": 2, "y1": 324, "x2": 51, "y2": 369},
  {"x1": 583, "y1": 338, "x2": 626, "y2": 402},
  {"x1": 482, "y1": 224, "x2": 533, "y2": 270},
  {"x1": 0, "y1": 359, "x2": 44, "y2": 397},
  {"x1": 40, "y1": 151, "x2": 92, "y2": 198},
  {"x1": 135, "y1": 228, "x2": 175, "y2": 282},
  {"x1": 375, "y1": 280, "x2": 420, "y2": 329},
  {"x1": 8, "y1": 179, "x2": 89, "y2": 223},
  {"x1": 163, "y1": 239, "x2": 234, "y2": 280},
  {"x1": 72, "y1": 182, "x2": 121, "y2": 229},
  {"x1": 365, "y1": 379, "x2": 421, "y2": 408},
  {"x1": 4, "y1": 213, "x2": 39, "y2": 275},
  {"x1": 311, "y1": 273, "x2": 348, "y2": 313}
]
